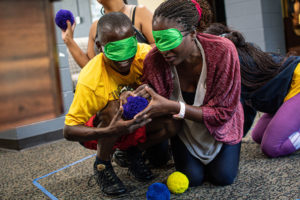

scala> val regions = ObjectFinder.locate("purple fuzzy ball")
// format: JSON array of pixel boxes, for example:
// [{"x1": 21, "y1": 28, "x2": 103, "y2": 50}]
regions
[
  {"x1": 122, "y1": 96, "x2": 148, "y2": 120},
  {"x1": 55, "y1": 9, "x2": 74, "y2": 31},
  {"x1": 146, "y1": 183, "x2": 170, "y2": 200}
]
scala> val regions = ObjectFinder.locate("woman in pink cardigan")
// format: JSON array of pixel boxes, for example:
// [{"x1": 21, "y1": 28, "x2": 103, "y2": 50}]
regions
[{"x1": 135, "y1": 0, "x2": 243, "y2": 186}]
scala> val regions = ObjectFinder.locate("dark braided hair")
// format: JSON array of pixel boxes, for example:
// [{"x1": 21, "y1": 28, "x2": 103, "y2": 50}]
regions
[
  {"x1": 205, "y1": 23, "x2": 284, "y2": 91},
  {"x1": 154, "y1": 0, "x2": 201, "y2": 32},
  {"x1": 196, "y1": 0, "x2": 213, "y2": 32}
]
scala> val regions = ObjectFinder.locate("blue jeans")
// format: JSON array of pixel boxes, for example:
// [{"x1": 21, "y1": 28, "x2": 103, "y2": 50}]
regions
[{"x1": 171, "y1": 135, "x2": 241, "y2": 186}]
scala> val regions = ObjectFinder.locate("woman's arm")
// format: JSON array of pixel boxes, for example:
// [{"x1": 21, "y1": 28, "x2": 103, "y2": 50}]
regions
[
  {"x1": 135, "y1": 5, "x2": 155, "y2": 46},
  {"x1": 62, "y1": 21, "x2": 97, "y2": 68},
  {"x1": 86, "y1": 21, "x2": 98, "y2": 60},
  {"x1": 135, "y1": 86, "x2": 204, "y2": 122}
]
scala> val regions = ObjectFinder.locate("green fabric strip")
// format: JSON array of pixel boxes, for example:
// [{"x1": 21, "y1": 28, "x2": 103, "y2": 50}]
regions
[
  {"x1": 152, "y1": 28, "x2": 183, "y2": 51},
  {"x1": 104, "y1": 36, "x2": 137, "y2": 61}
]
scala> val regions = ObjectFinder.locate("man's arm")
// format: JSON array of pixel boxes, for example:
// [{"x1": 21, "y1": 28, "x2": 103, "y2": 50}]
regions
[
  {"x1": 63, "y1": 107, "x2": 152, "y2": 142},
  {"x1": 63, "y1": 124, "x2": 112, "y2": 142}
]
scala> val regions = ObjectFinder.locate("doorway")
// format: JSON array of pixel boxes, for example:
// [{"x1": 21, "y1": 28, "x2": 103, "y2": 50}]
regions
[{"x1": 282, "y1": 0, "x2": 300, "y2": 55}]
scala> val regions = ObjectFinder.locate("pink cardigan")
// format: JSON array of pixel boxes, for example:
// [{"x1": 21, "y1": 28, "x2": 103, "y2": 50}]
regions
[{"x1": 142, "y1": 33, "x2": 243, "y2": 145}]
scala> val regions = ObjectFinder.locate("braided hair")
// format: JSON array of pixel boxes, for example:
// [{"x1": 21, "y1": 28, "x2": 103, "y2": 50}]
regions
[
  {"x1": 205, "y1": 23, "x2": 284, "y2": 91},
  {"x1": 196, "y1": 0, "x2": 213, "y2": 32},
  {"x1": 154, "y1": 0, "x2": 208, "y2": 32}
]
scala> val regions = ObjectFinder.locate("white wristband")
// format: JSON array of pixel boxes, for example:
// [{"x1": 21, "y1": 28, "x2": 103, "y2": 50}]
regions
[{"x1": 177, "y1": 101, "x2": 186, "y2": 119}]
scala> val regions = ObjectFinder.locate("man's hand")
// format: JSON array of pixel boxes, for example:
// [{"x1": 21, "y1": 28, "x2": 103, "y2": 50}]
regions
[
  {"x1": 108, "y1": 106, "x2": 152, "y2": 136},
  {"x1": 61, "y1": 20, "x2": 76, "y2": 44},
  {"x1": 119, "y1": 91, "x2": 135, "y2": 105}
]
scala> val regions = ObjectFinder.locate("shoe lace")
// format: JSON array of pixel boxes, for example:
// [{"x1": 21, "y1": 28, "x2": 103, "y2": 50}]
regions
[
  {"x1": 88, "y1": 165, "x2": 122, "y2": 188},
  {"x1": 88, "y1": 173, "x2": 98, "y2": 187},
  {"x1": 102, "y1": 166, "x2": 121, "y2": 185}
]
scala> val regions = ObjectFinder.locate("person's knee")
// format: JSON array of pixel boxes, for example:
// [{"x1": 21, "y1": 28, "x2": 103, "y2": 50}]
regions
[
  {"x1": 98, "y1": 135, "x2": 119, "y2": 148},
  {"x1": 184, "y1": 170, "x2": 205, "y2": 187},
  {"x1": 251, "y1": 131, "x2": 262, "y2": 144},
  {"x1": 261, "y1": 143, "x2": 279, "y2": 158},
  {"x1": 209, "y1": 171, "x2": 237, "y2": 186},
  {"x1": 174, "y1": 166, "x2": 205, "y2": 187},
  {"x1": 173, "y1": 164, "x2": 205, "y2": 186},
  {"x1": 149, "y1": 117, "x2": 182, "y2": 138},
  {"x1": 166, "y1": 118, "x2": 183, "y2": 137}
]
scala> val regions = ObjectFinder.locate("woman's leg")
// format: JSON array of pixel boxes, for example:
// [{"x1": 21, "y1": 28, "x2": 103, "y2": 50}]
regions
[
  {"x1": 170, "y1": 135, "x2": 205, "y2": 186},
  {"x1": 251, "y1": 113, "x2": 273, "y2": 144},
  {"x1": 206, "y1": 142, "x2": 241, "y2": 186},
  {"x1": 260, "y1": 93, "x2": 300, "y2": 157}
]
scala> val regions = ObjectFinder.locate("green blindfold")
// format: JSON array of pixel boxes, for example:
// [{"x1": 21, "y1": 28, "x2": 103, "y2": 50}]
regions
[
  {"x1": 104, "y1": 36, "x2": 138, "y2": 61},
  {"x1": 152, "y1": 28, "x2": 183, "y2": 51}
]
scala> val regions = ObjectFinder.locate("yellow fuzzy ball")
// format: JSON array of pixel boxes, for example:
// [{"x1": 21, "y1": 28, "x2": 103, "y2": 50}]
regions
[{"x1": 166, "y1": 171, "x2": 189, "y2": 194}]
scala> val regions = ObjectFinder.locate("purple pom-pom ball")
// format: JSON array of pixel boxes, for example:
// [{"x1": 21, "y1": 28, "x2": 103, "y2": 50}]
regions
[
  {"x1": 146, "y1": 183, "x2": 170, "y2": 200},
  {"x1": 123, "y1": 96, "x2": 148, "y2": 120},
  {"x1": 55, "y1": 9, "x2": 74, "y2": 31}
]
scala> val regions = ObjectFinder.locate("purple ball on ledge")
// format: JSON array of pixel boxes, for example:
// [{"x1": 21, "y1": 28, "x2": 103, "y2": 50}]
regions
[
  {"x1": 55, "y1": 9, "x2": 74, "y2": 31},
  {"x1": 123, "y1": 96, "x2": 148, "y2": 120}
]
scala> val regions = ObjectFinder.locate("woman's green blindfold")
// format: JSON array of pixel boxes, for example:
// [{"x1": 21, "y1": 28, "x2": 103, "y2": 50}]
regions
[
  {"x1": 152, "y1": 28, "x2": 183, "y2": 52},
  {"x1": 104, "y1": 36, "x2": 138, "y2": 61}
]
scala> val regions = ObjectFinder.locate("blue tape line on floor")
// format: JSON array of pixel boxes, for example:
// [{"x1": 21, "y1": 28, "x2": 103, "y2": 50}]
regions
[{"x1": 33, "y1": 154, "x2": 96, "y2": 200}]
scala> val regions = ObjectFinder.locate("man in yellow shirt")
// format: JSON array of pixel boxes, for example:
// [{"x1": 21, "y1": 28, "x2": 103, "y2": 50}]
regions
[{"x1": 63, "y1": 13, "x2": 153, "y2": 196}]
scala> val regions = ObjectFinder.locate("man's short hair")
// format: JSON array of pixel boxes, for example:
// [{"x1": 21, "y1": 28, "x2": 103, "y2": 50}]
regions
[{"x1": 96, "y1": 12, "x2": 134, "y2": 43}]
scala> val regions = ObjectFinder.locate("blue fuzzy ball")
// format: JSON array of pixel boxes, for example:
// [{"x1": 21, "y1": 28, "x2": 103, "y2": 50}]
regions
[
  {"x1": 146, "y1": 183, "x2": 170, "y2": 200},
  {"x1": 55, "y1": 9, "x2": 74, "y2": 30},
  {"x1": 123, "y1": 96, "x2": 148, "y2": 120}
]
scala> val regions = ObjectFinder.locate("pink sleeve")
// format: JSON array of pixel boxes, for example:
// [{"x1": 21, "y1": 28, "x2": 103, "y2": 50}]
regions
[{"x1": 201, "y1": 40, "x2": 243, "y2": 144}]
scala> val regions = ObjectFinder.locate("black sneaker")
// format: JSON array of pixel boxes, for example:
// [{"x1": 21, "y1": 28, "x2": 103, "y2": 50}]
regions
[
  {"x1": 127, "y1": 149, "x2": 155, "y2": 182},
  {"x1": 113, "y1": 149, "x2": 131, "y2": 167},
  {"x1": 92, "y1": 163, "x2": 127, "y2": 196}
]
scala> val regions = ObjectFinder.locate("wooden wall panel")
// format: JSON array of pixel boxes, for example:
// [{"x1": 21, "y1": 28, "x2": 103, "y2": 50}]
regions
[{"x1": 0, "y1": 0, "x2": 63, "y2": 131}]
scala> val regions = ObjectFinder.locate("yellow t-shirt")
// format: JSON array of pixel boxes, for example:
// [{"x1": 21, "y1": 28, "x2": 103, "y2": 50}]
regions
[
  {"x1": 65, "y1": 43, "x2": 151, "y2": 126},
  {"x1": 284, "y1": 63, "x2": 300, "y2": 102}
]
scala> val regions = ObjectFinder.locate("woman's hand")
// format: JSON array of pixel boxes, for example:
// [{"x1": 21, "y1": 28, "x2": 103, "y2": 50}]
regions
[
  {"x1": 108, "y1": 106, "x2": 152, "y2": 136},
  {"x1": 133, "y1": 84, "x2": 151, "y2": 100},
  {"x1": 119, "y1": 91, "x2": 135, "y2": 105},
  {"x1": 61, "y1": 20, "x2": 76, "y2": 45},
  {"x1": 134, "y1": 86, "x2": 176, "y2": 119}
]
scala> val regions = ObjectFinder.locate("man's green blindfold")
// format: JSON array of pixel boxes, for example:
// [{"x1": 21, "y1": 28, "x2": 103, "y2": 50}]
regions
[
  {"x1": 152, "y1": 28, "x2": 183, "y2": 52},
  {"x1": 104, "y1": 36, "x2": 137, "y2": 61}
]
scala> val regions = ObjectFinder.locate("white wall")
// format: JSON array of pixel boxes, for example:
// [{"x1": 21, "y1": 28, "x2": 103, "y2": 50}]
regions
[
  {"x1": 138, "y1": 0, "x2": 164, "y2": 13},
  {"x1": 225, "y1": 0, "x2": 285, "y2": 53}
]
